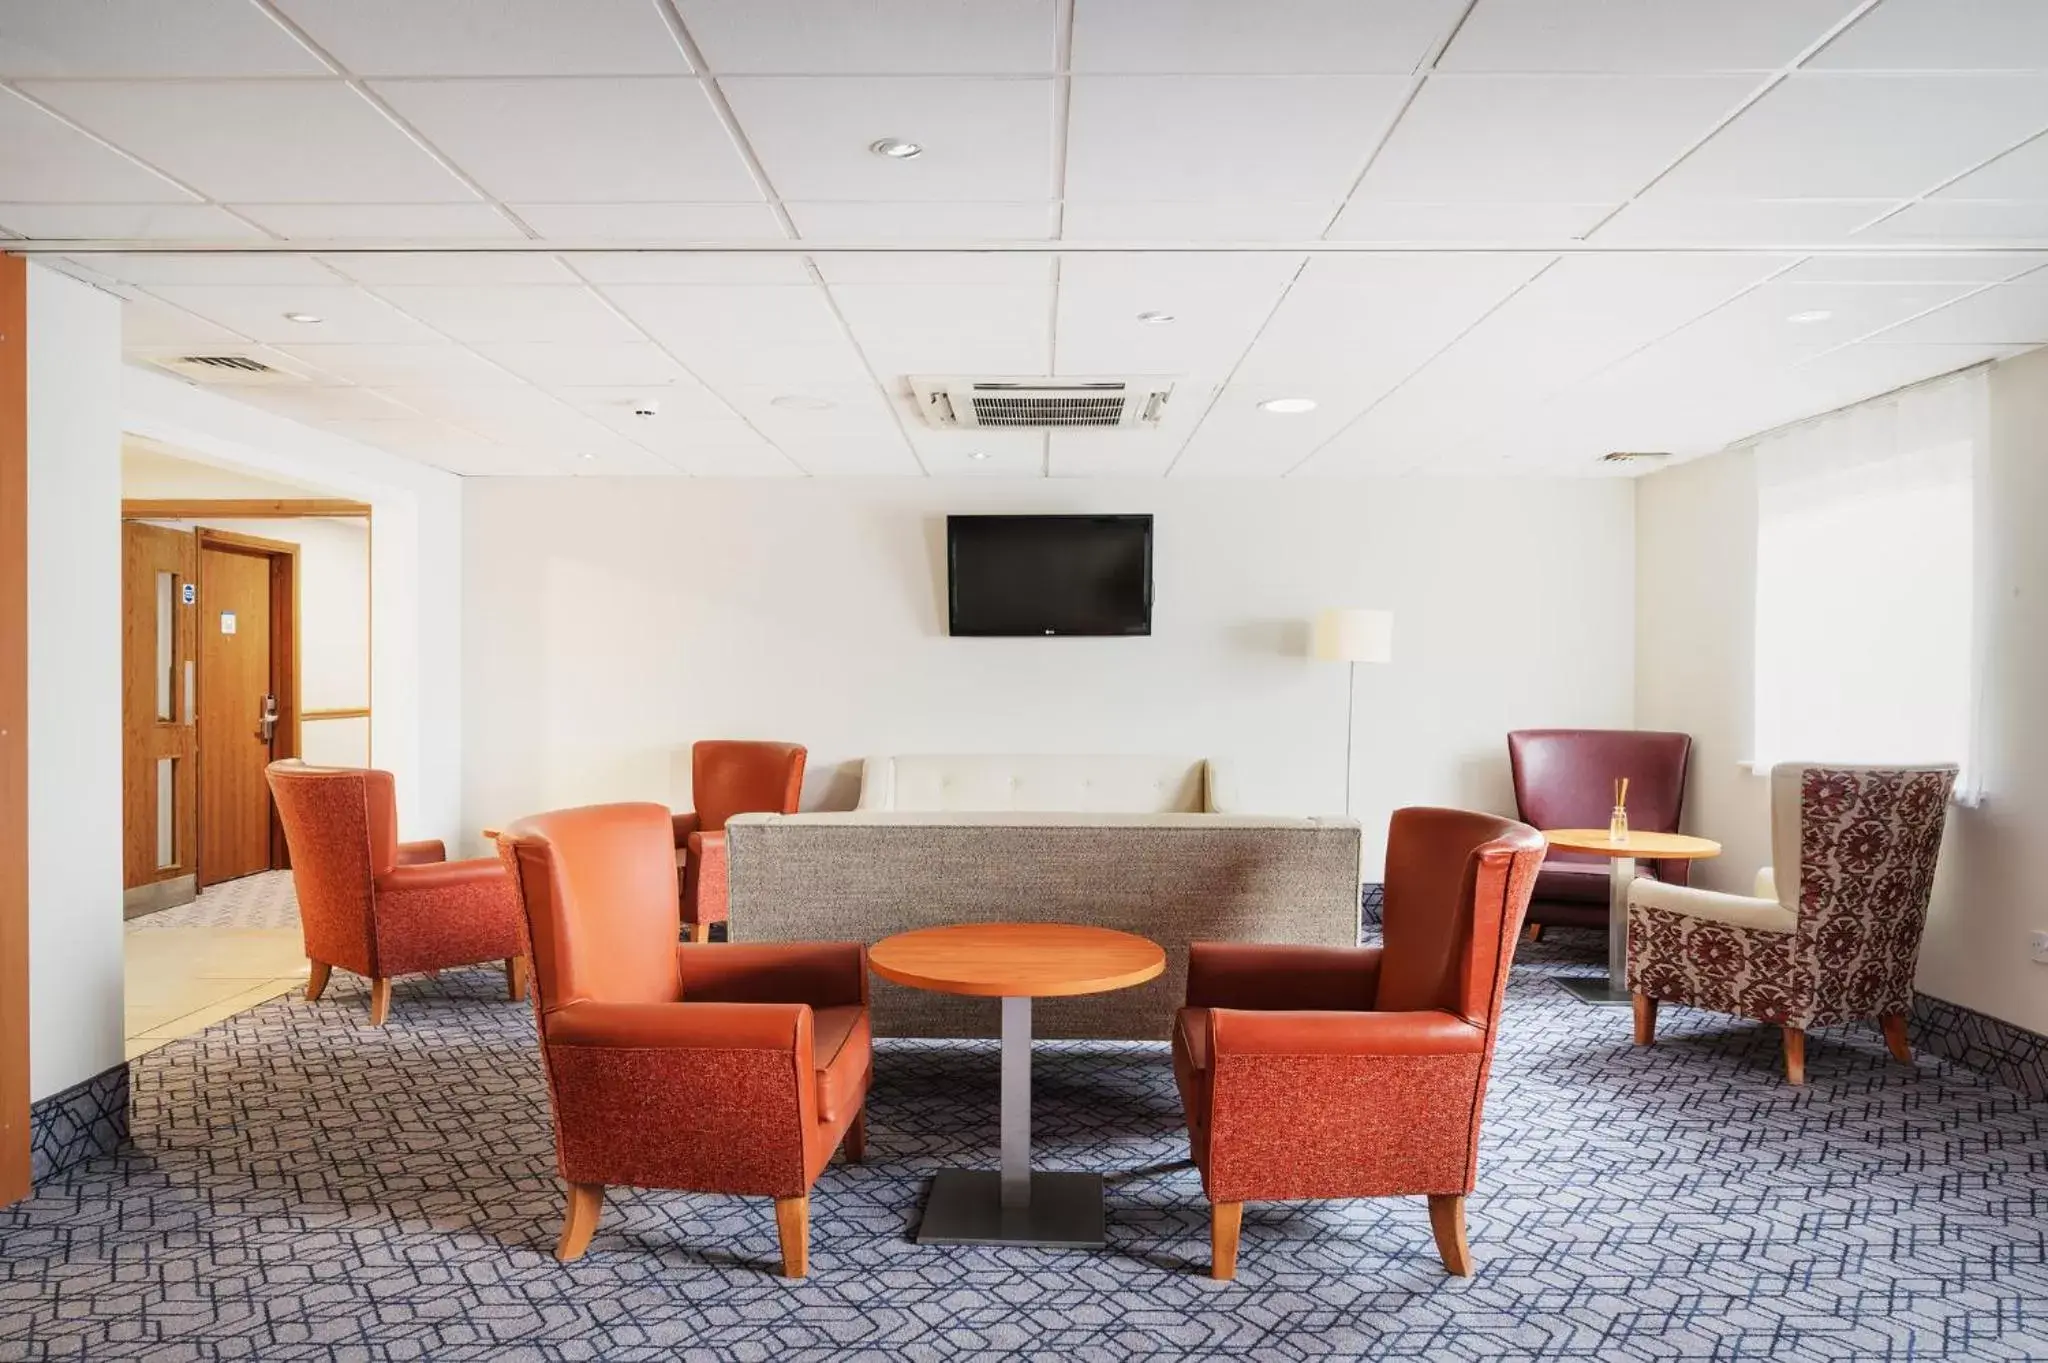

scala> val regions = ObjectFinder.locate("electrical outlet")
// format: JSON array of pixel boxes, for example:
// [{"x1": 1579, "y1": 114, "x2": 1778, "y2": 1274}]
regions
[{"x1": 2032, "y1": 931, "x2": 2048, "y2": 964}]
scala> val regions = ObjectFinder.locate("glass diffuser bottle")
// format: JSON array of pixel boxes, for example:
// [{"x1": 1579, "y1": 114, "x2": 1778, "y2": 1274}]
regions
[{"x1": 1609, "y1": 777, "x2": 1629, "y2": 843}]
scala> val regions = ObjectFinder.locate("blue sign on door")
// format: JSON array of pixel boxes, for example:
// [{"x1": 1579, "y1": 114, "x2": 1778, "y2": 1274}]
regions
[{"x1": 181, "y1": 582, "x2": 196, "y2": 605}]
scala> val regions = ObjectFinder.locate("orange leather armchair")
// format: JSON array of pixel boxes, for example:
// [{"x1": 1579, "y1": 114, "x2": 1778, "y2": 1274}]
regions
[
  {"x1": 266, "y1": 762, "x2": 529, "y2": 1025},
  {"x1": 1173, "y1": 806, "x2": 1545, "y2": 1280},
  {"x1": 674, "y1": 740, "x2": 806, "y2": 942},
  {"x1": 497, "y1": 801, "x2": 870, "y2": 1276}
]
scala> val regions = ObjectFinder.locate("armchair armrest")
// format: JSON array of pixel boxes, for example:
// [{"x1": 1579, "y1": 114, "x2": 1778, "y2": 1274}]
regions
[
  {"x1": 1208, "y1": 1007, "x2": 1484, "y2": 1058},
  {"x1": 1754, "y1": 866, "x2": 1777, "y2": 901},
  {"x1": 1186, "y1": 942, "x2": 1381, "y2": 1011},
  {"x1": 678, "y1": 941, "x2": 868, "y2": 1009},
  {"x1": 1628, "y1": 878, "x2": 1794, "y2": 933},
  {"x1": 374, "y1": 855, "x2": 507, "y2": 896},
  {"x1": 396, "y1": 838, "x2": 446, "y2": 866},
  {"x1": 672, "y1": 811, "x2": 701, "y2": 848},
  {"x1": 681, "y1": 829, "x2": 727, "y2": 926},
  {"x1": 546, "y1": 999, "x2": 810, "y2": 1054}
]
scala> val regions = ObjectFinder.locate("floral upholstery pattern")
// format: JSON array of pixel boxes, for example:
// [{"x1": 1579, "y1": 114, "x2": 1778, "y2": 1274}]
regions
[{"x1": 1627, "y1": 765, "x2": 1956, "y2": 1031}]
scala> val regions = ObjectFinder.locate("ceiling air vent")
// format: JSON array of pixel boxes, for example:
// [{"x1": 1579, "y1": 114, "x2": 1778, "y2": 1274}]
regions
[
  {"x1": 139, "y1": 352, "x2": 313, "y2": 387},
  {"x1": 1600, "y1": 450, "x2": 1673, "y2": 464},
  {"x1": 910, "y1": 376, "x2": 1175, "y2": 430}
]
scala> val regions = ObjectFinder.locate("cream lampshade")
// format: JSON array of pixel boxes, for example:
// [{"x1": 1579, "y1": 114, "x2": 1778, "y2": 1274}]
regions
[{"x1": 1314, "y1": 608, "x2": 1393, "y2": 816}]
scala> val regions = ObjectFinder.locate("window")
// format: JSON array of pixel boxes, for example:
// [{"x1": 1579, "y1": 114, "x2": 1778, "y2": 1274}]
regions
[{"x1": 1753, "y1": 369, "x2": 1984, "y2": 801}]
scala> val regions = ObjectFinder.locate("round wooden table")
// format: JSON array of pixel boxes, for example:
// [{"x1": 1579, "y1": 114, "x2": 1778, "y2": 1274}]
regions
[
  {"x1": 869, "y1": 923, "x2": 1166, "y2": 1249},
  {"x1": 1541, "y1": 829, "x2": 1722, "y2": 1005}
]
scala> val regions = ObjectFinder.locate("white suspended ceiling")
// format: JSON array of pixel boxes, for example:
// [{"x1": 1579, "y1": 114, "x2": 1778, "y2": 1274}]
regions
[{"x1": 0, "y1": 0, "x2": 2044, "y2": 478}]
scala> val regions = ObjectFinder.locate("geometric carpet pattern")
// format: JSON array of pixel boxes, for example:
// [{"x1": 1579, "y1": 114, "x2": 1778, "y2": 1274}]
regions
[
  {"x1": 3, "y1": 933, "x2": 2047, "y2": 1361},
  {"x1": 125, "y1": 869, "x2": 301, "y2": 933}
]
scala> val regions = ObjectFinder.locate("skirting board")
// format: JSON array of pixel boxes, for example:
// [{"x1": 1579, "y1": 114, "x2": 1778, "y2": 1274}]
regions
[
  {"x1": 29, "y1": 1063, "x2": 128, "y2": 1183},
  {"x1": 124, "y1": 875, "x2": 197, "y2": 920},
  {"x1": 1911, "y1": 994, "x2": 2048, "y2": 1102}
]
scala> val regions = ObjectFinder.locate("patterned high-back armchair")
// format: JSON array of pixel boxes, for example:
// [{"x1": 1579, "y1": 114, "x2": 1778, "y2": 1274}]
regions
[{"x1": 1625, "y1": 763, "x2": 1956, "y2": 1084}]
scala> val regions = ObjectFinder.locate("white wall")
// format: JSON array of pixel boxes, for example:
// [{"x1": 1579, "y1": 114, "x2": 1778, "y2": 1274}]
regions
[
  {"x1": 1635, "y1": 347, "x2": 2048, "y2": 1035},
  {"x1": 463, "y1": 477, "x2": 1637, "y2": 876},
  {"x1": 26, "y1": 265, "x2": 123, "y2": 1100},
  {"x1": 121, "y1": 369, "x2": 463, "y2": 842}
]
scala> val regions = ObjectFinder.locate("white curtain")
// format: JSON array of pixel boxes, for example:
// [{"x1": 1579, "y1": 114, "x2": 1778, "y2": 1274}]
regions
[{"x1": 1753, "y1": 367, "x2": 1986, "y2": 802}]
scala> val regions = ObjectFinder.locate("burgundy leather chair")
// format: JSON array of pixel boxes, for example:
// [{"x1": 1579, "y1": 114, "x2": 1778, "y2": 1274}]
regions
[
  {"x1": 674, "y1": 740, "x2": 806, "y2": 943},
  {"x1": 498, "y1": 802, "x2": 870, "y2": 1275},
  {"x1": 1507, "y1": 729, "x2": 1692, "y2": 940},
  {"x1": 1173, "y1": 807, "x2": 1545, "y2": 1280}
]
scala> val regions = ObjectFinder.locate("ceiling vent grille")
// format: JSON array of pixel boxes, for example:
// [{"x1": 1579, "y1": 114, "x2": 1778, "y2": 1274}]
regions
[
  {"x1": 910, "y1": 376, "x2": 1175, "y2": 430},
  {"x1": 139, "y1": 352, "x2": 313, "y2": 387},
  {"x1": 1600, "y1": 450, "x2": 1673, "y2": 464}
]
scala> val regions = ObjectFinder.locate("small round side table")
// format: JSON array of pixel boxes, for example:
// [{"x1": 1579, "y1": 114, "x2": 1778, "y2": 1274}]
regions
[{"x1": 1540, "y1": 829, "x2": 1722, "y2": 1005}]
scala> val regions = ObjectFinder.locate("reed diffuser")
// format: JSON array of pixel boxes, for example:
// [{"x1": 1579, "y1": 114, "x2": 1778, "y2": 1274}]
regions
[{"x1": 1609, "y1": 777, "x2": 1630, "y2": 843}]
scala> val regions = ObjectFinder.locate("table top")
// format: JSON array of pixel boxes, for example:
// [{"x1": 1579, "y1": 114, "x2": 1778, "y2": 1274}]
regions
[
  {"x1": 868, "y1": 923, "x2": 1166, "y2": 999},
  {"x1": 1543, "y1": 829, "x2": 1723, "y2": 859}
]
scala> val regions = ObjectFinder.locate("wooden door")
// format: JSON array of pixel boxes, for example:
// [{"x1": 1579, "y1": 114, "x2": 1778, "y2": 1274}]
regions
[
  {"x1": 198, "y1": 544, "x2": 276, "y2": 884},
  {"x1": 121, "y1": 524, "x2": 200, "y2": 894}
]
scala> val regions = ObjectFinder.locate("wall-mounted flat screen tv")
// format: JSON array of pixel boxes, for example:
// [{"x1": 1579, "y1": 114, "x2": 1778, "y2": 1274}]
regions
[{"x1": 947, "y1": 514, "x2": 1153, "y2": 637}]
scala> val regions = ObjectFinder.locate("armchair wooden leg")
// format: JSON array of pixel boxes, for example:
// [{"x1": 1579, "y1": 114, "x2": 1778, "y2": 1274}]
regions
[
  {"x1": 506, "y1": 955, "x2": 530, "y2": 1001},
  {"x1": 368, "y1": 978, "x2": 392, "y2": 1027},
  {"x1": 1524, "y1": 923, "x2": 1543, "y2": 943},
  {"x1": 1428, "y1": 1194, "x2": 1473, "y2": 1276},
  {"x1": 306, "y1": 960, "x2": 331, "y2": 1001},
  {"x1": 1632, "y1": 993, "x2": 1658, "y2": 1046},
  {"x1": 556, "y1": 1182, "x2": 604, "y2": 1262},
  {"x1": 1210, "y1": 1201, "x2": 1243, "y2": 1281},
  {"x1": 1782, "y1": 1027, "x2": 1806, "y2": 1085},
  {"x1": 842, "y1": 1109, "x2": 867, "y2": 1164},
  {"x1": 1880, "y1": 1013, "x2": 1913, "y2": 1064},
  {"x1": 775, "y1": 1194, "x2": 810, "y2": 1278},
  {"x1": 688, "y1": 922, "x2": 711, "y2": 944}
]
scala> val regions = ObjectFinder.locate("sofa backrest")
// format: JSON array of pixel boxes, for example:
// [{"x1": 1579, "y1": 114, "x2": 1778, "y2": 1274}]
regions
[{"x1": 856, "y1": 754, "x2": 1214, "y2": 813}]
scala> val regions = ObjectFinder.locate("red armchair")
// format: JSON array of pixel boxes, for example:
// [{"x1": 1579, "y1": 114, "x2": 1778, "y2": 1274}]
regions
[
  {"x1": 496, "y1": 801, "x2": 869, "y2": 1275},
  {"x1": 266, "y1": 762, "x2": 528, "y2": 1025},
  {"x1": 1507, "y1": 728, "x2": 1692, "y2": 940},
  {"x1": 674, "y1": 740, "x2": 806, "y2": 943},
  {"x1": 1173, "y1": 806, "x2": 1544, "y2": 1280}
]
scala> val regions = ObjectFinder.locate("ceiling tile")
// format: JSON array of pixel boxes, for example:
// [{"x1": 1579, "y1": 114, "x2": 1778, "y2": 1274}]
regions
[
  {"x1": 121, "y1": 298, "x2": 249, "y2": 349},
  {"x1": 231, "y1": 202, "x2": 525, "y2": 240},
  {"x1": 1059, "y1": 200, "x2": 1337, "y2": 240},
  {"x1": 0, "y1": 0, "x2": 325, "y2": 77},
  {"x1": 902, "y1": 427, "x2": 1045, "y2": 477},
  {"x1": 0, "y1": 88, "x2": 197, "y2": 202},
  {"x1": 1779, "y1": 251, "x2": 2048, "y2": 283},
  {"x1": 1808, "y1": 0, "x2": 2048, "y2": 71},
  {"x1": 272, "y1": 0, "x2": 691, "y2": 76},
  {"x1": 1068, "y1": 76, "x2": 1410, "y2": 201},
  {"x1": 318, "y1": 417, "x2": 536, "y2": 474},
  {"x1": 143, "y1": 283, "x2": 446, "y2": 344},
  {"x1": 829, "y1": 282, "x2": 1053, "y2": 377},
  {"x1": 318, "y1": 252, "x2": 578, "y2": 285},
  {"x1": 598, "y1": 282, "x2": 875, "y2": 384},
  {"x1": 1441, "y1": 1, "x2": 1859, "y2": 72},
  {"x1": 787, "y1": 201, "x2": 1055, "y2": 240},
  {"x1": 813, "y1": 253, "x2": 1055, "y2": 284},
  {"x1": 228, "y1": 385, "x2": 427, "y2": 423},
  {"x1": 1171, "y1": 383, "x2": 1372, "y2": 475},
  {"x1": 1071, "y1": 0, "x2": 1463, "y2": 74},
  {"x1": 511, "y1": 202, "x2": 786, "y2": 240},
  {"x1": 269, "y1": 342, "x2": 525, "y2": 386},
  {"x1": 1326, "y1": 199, "x2": 1614, "y2": 240},
  {"x1": 473, "y1": 340, "x2": 694, "y2": 388},
  {"x1": 1860, "y1": 200, "x2": 2048, "y2": 240},
  {"x1": 677, "y1": 0, "x2": 1057, "y2": 74},
  {"x1": 58, "y1": 252, "x2": 338, "y2": 287},
  {"x1": 19, "y1": 79, "x2": 478, "y2": 203},
  {"x1": 555, "y1": 382, "x2": 735, "y2": 427},
  {"x1": 1053, "y1": 253, "x2": 1301, "y2": 374},
  {"x1": 0, "y1": 203, "x2": 263, "y2": 238},
  {"x1": 1592, "y1": 196, "x2": 1889, "y2": 243},
  {"x1": 1665, "y1": 278, "x2": 1982, "y2": 354},
  {"x1": 1654, "y1": 74, "x2": 2048, "y2": 199},
  {"x1": 371, "y1": 77, "x2": 759, "y2": 203},
  {"x1": 1930, "y1": 131, "x2": 2048, "y2": 199},
  {"x1": 369, "y1": 284, "x2": 642, "y2": 344},
  {"x1": 1864, "y1": 272, "x2": 2048, "y2": 343},
  {"x1": 562, "y1": 251, "x2": 814, "y2": 284},
  {"x1": 1355, "y1": 75, "x2": 1756, "y2": 201},
  {"x1": 721, "y1": 77, "x2": 1055, "y2": 201}
]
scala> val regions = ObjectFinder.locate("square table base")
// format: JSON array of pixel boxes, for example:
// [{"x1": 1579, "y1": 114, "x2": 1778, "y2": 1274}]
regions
[
  {"x1": 1558, "y1": 976, "x2": 1635, "y2": 1006},
  {"x1": 914, "y1": 1170, "x2": 1107, "y2": 1248}
]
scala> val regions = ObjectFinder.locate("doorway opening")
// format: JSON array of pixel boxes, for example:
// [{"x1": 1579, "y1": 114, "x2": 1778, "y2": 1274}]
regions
[{"x1": 117, "y1": 440, "x2": 371, "y2": 1061}]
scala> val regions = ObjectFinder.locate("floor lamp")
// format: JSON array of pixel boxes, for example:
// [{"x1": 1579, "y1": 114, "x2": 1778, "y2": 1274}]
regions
[{"x1": 1314, "y1": 608, "x2": 1394, "y2": 816}]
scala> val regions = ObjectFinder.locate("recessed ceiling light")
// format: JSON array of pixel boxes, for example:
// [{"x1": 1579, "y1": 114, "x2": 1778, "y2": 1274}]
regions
[
  {"x1": 1136, "y1": 310, "x2": 1175, "y2": 324},
  {"x1": 576, "y1": 452, "x2": 596, "y2": 462},
  {"x1": 968, "y1": 451, "x2": 990, "y2": 461},
  {"x1": 1258, "y1": 397, "x2": 1318, "y2": 414},
  {"x1": 770, "y1": 395, "x2": 835, "y2": 411},
  {"x1": 870, "y1": 138, "x2": 923, "y2": 160},
  {"x1": 282, "y1": 312, "x2": 323, "y2": 324},
  {"x1": 1787, "y1": 309, "x2": 1834, "y2": 324}
]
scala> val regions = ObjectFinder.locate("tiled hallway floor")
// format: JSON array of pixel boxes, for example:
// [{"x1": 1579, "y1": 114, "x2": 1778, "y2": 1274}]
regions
[{"x1": 122, "y1": 871, "x2": 304, "y2": 1060}]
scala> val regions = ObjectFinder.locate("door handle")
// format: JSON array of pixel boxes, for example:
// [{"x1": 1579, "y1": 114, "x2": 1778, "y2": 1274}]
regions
[{"x1": 258, "y1": 694, "x2": 279, "y2": 745}]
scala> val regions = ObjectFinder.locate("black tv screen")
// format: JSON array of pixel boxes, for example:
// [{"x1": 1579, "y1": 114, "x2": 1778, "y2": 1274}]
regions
[{"x1": 947, "y1": 514, "x2": 1153, "y2": 637}]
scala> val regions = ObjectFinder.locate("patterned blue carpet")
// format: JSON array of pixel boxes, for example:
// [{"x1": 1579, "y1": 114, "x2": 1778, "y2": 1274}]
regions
[{"x1": 3, "y1": 931, "x2": 2046, "y2": 1361}]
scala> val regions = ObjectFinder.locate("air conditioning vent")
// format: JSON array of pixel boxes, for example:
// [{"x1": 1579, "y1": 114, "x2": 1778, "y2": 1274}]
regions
[
  {"x1": 910, "y1": 376, "x2": 1175, "y2": 430},
  {"x1": 137, "y1": 352, "x2": 314, "y2": 387},
  {"x1": 1600, "y1": 450, "x2": 1674, "y2": 464}
]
